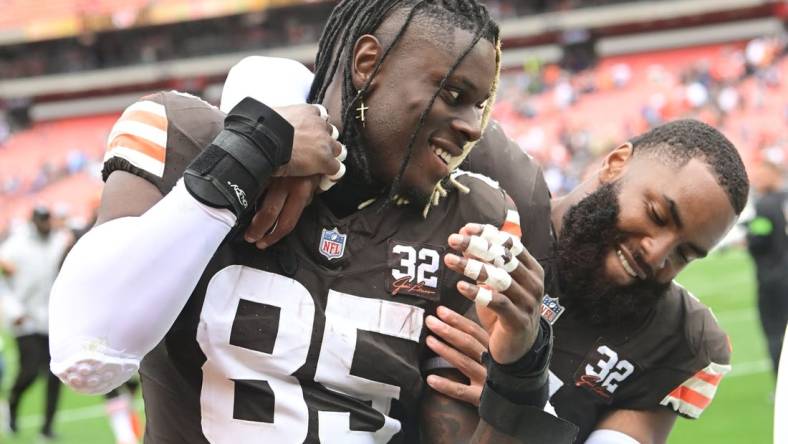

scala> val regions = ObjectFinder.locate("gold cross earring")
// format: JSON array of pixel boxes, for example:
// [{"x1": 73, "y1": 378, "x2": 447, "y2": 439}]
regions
[{"x1": 355, "y1": 90, "x2": 368, "y2": 127}]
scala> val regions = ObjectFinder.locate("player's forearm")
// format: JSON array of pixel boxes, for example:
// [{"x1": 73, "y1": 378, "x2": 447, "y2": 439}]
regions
[{"x1": 49, "y1": 182, "x2": 235, "y2": 395}]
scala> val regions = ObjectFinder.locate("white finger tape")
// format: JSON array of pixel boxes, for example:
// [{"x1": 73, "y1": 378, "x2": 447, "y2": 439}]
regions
[
  {"x1": 314, "y1": 104, "x2": 328, "y2": 119},
  {"x1": 481, "y1": 224, "x2": 520, "y2": 248},
  {"x1": 467, "y1": 236, "x2": 493, "y2": 261},
  {"x1": 319, "y1": 176, "x2": 337, "y2": 191},
  {"x1": 327, "y1": 161, "x2": 346, "y2": 181},
  {"x1": 330, "y1": 124, "x2": 339, "y2": 141},
  {"x1": 481, "y1": 224, "x2": 503, "y2": 243},
  {"x1": 510, "y1": 238, "x2": 525, "y2": 257},
  {"x1": 336, "y1": 144, "x2": 347, "y2": 162},
  {"x1": 464, "y1": 258, "x2": 483, "y2": 280},
  {"x1": 475, "y1": 287, "x2": 493, "y2": 307},
  {"x1": 503, "y1": 256, "x2": 520, "y2": 273},
  {"x1": 482, "y1": 264, "x2": 512, "y2": 292},
  {"x1": 488, "y1": 243, "x2": 506, "y2": 259}
]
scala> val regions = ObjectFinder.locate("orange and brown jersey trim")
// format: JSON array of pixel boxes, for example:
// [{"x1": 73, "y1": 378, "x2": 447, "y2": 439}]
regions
[
  {"x1": 500, "y1": 208, "x2": 522, "y2": 239},
  {"x1": 660, "y1": 361, "x2": 731, "y2": 418},
  {"x1": 104, "y1": 99, "x2": 169, "y2": 178}
]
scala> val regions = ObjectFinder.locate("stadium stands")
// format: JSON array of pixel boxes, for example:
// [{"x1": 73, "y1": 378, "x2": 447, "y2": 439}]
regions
[
  {"x1": 0, "y1": 114, "x2": 115, "y2": 230},
  {"x1": 493, "y1": 39, "x2": 787, "y2": 193},
  {"x1": 1, "y1": 39, "x2": 784, "y2": 234}
]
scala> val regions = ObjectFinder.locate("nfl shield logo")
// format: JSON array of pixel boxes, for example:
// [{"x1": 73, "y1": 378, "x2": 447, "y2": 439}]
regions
[
  {"x1": 540, "y1": 294, "x2": 565, "y2": 325},
  {"x1": 320, "y1": 227, "x2": 347, "y2": 260}
]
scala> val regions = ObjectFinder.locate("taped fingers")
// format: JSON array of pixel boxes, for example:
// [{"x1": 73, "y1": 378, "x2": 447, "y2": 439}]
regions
[
  {"x1": 475, "y1": 286, "x2": 493, "y2": 307},
  {"x1": 459, "y1": 257, "x2": 511, "y2": 293},
  {"x1": 313, "y1": 104, "x2": 328, "y2": 120},
  {"x1": 480, "y1": 224, "x2": 524, "y2": 257},
  {"x1": 319, "y1": 156, "x2": 346, "y2": 191},
  {"x1": 457, "y1": 281, "x2": 515, "y2": 312},
  {"x1": 336, "y1": 143, "x2": 347, "y2": 161}
]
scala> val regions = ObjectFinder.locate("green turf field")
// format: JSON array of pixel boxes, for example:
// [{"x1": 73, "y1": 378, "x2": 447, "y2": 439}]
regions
[{"x1": 0, "y1": 248, "x2": 775, "y2": 443}]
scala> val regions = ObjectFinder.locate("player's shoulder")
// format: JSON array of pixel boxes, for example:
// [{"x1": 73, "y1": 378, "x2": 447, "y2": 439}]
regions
[
  {"x1": 102, "y1": 90, "x2": 224, "y2": 195},
  {"x1": 672, "y1": 283, "x2": 731, "y2": 365}
]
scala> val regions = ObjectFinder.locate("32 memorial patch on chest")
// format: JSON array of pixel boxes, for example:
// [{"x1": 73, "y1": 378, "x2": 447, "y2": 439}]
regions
[
  {"x1": 386, "y1": 240, "x2": 444, "y2": 301},
  {"x1": 573, "y1": 339, "x2": 639, "y2": 403}
]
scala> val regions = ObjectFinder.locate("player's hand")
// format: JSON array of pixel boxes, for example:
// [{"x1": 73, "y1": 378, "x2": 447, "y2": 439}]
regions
[
  {"x1": 443, "y1": 223, "x2": 544, "y2": 365},
  {"x1": 244, "y1": 176, "x2": 320, "y2": 249},
  {"x1": 425, "y1": 305, "x2": 488, "y2": 406},
  {"x1": 273, "y1": 104, "x2": 345, "y2": 178}
]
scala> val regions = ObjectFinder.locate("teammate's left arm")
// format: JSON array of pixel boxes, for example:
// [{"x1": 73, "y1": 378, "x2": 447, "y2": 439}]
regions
[
  {"x1": 420, "y1": 222, "x2": 577, "y2": 443},
  {"x1": 588, "y1": 408, "x2": 677, "y2": 444}
]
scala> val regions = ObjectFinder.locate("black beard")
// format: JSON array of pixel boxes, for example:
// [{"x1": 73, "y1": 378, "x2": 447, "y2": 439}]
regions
[{"x1": 556, "y1": 182, "x2": 669, "y2": 327}]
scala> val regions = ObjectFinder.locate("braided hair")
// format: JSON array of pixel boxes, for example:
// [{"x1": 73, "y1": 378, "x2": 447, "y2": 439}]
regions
[{"x1": 308, "y1": 0, "x2": 501, "y2": 209}]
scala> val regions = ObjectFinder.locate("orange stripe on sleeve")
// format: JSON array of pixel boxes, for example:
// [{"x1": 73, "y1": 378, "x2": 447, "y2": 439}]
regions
[
  {"x1": 668, "y1": 385, "x2": 712, "y2": 410},
  {"x1": 693, "y1": 370, "x2": 724, "y2": 386},
  {"x1": 109, "y1": 133, "x2": 166, "y2": 163},
  {"x1": 501, "y1": 220, "x2": 522, "y2": 238},
  {"x1": 123, "y1": 109, "x2": 167, "y2": 132}
]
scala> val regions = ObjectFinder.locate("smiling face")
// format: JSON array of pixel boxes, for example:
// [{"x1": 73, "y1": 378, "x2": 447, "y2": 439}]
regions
[
  {"x1": 345, "y1": 18, "x2": 497, "y2": 205},
  {"x1": 557, "y1": 145, "x2": 738, "y2": 325}
]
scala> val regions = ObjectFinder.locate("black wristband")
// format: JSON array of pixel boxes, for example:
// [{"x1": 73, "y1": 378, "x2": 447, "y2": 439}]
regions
[
  {"x1": 478, "y1": 390, "x2": 578, "y2": 444},
  {"x1": 482, "y1": 317, "x2": 553, "y2": 406},
  {"x1": 478, "y1": 319, "x2": 577, "y2": 443},
  {"x1": 183, "y1": 97, "x2": 293, "y2": 218}
]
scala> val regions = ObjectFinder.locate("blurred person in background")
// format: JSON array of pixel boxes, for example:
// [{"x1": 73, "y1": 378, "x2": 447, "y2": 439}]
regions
[
  {"x1": 0, "y1": 206, "x2": 72, "y2": 439},
  {"x1": 746, "y1": 150, "x2": 788, "y2": 377}
]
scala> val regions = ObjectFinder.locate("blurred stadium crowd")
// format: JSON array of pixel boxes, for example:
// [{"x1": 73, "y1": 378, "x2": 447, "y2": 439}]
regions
[
  {"x1": 0, "y1": 1, "x2": 786, "y2": 237},
  {"x1": 0, "y1": 0, "x2": 786, "y2": 442}
]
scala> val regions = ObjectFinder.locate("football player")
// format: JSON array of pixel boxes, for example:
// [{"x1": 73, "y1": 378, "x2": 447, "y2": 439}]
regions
[
  {"x1": 218, "y1": 57, "x2": 748, "y2": 443},
  {"x1": 427, "y1": 120, "x2": 748, "y2": 444},
  {"x1": 49, "y1": 1, "x2": 577, "y2": 443}
]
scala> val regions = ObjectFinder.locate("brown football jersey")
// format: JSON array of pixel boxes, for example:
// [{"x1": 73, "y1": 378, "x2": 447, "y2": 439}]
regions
[
  {"x1": 466, "y1": 122, "x2": 731, "y2": 441},
  {"x1": 464, "y1": 120, "x2": 553, "y2": 262},
  {"x1": 102, "y1": 91, "x2": 521, "y2": 443},
  {"x1": 545, "y1": 281, "x2": 731, "y2": 442}
]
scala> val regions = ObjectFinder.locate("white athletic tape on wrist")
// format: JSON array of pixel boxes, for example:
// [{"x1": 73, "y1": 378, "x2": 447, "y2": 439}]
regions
[
  {"x1": 314, "y1": 104, "x2": 328, "y2": 120},
  {"x1": 482, "y1": 264, "x2": 512, "y2": 292},
  {"x1": 464, "y1": 258, "x2": 483, "y2": 280},
  {"x1": 475, "y1": 286, "x2": 493, "y2": 307}
]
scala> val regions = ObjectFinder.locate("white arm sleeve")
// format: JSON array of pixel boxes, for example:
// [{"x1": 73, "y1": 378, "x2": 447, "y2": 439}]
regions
[
  {"x1": 584, "y1": 429, "x2": 641, "y2": 444},
  {"x1": 49, "y1": 181, "x2": 235, "y2": 395}
]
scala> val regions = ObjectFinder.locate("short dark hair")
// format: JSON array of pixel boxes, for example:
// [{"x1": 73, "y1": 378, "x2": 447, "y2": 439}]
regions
[
  {"x1": 629, "y1": 119, "x2": 749, "y2": 214},
  {"x1": 308, "y1": 0, "x2": 500, "y2": 198}
]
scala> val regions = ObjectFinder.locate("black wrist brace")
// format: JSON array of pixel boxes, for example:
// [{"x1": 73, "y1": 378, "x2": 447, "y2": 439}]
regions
[
  {"x1": 477, "y1": 318, "x2": 579, "y2": 442},
  {"x1": 184, "y1": 97, "x2": 294, "y2": 218}
]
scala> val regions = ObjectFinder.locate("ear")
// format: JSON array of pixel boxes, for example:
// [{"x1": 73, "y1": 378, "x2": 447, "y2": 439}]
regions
[
  {"x1": 600, "y1": 142, "x2": 634, "y2": 183},
  {"x1": 351, "y1": 34, "x2": 384, "y2": 92}
]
